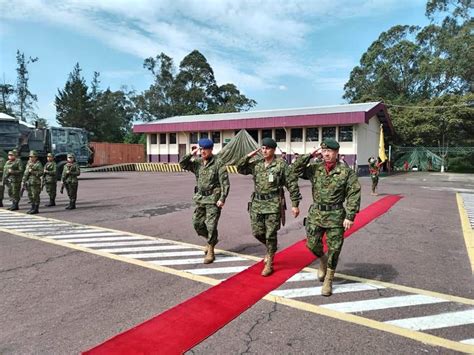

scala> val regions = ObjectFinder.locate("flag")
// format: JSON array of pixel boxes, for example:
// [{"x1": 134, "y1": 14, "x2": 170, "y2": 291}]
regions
[{"x1": 379, "y1": 124, "x2": 388, "y2": 162}]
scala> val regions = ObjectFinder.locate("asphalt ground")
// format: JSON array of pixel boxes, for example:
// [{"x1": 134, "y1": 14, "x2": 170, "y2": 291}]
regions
[{"x1": 0, "y1": 171, "x2": 473, "y2": 354}]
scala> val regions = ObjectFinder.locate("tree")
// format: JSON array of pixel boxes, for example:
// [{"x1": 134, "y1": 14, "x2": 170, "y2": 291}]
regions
[
  {"x1": 15, "y1": 50, "x2": 38, "y2": 121},
  {"x1": 0, "y1": 82, "x2": 15, "y2": 115},
  {"x1": 55, "y1": 63, "x2": 93, "y2": 129}
]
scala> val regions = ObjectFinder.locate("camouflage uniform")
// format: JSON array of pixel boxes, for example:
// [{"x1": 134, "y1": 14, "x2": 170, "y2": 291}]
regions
[
  {"x1": 292, "y1": 155, "x2": 360, "y2": 270},
  {"x1": 179, "y1": 153, "x2": 230, "y2": 247},
  {"x1": 369, "y1": 158, "x2": 382, "y2": 194},
  {"x1": 237, "y1": 155, "x2": 301, "y2": 254},
  {"x1": 62, "y1": 158, "x2": 81, "y2": 209},
  {"x1": 22, "y1": 155, "x2": 43, "y2": 214},
  {"x1": 0, "y1": 157, "x2": 5, "y2": 207},
  {"x1": 43, "y1": 159, "x2": 57, "y2": 206},
  {"x1": 3, "y1": 154, "x2": 22, "y2": 210}
]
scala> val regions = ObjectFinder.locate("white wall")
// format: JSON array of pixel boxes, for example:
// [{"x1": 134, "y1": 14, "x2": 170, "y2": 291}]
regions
[{"x1": 356, "y1": 116, "x2": 380, "y2": 165}]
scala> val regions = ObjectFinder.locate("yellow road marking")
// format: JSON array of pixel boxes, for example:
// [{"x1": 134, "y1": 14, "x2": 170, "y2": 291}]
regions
[{"x1": 456, "y1": 193, "x2": 474, "y2": 273}]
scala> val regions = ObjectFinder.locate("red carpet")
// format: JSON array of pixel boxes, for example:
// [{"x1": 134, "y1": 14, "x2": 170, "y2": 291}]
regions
[{"x1": 84, "y1": 195, "x2": 402, "y2": 355}]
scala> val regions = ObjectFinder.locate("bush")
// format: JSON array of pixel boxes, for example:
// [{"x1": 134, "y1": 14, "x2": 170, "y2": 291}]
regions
[{"x1": 447, "y1": 152, "x2": 474, "y2": 173}]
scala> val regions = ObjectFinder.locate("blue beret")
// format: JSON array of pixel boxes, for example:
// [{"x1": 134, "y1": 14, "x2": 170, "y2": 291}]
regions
[{"x1": 198, "y1": 138, "x2": 214, "y2": 149}]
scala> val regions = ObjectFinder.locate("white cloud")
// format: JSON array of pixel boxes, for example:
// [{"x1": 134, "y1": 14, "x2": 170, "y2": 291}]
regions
[{"x1": 278, "y1": 85, "x2": 288, "y2": 91}]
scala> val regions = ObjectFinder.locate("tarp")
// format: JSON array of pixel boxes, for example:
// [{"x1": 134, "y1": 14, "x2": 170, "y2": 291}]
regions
[
  {"x1": 217, "y1": 129, "x2": 260, "y2": 166},
  {"x1": 394, "y1": 147, "x2": 442, "y2": 171}
]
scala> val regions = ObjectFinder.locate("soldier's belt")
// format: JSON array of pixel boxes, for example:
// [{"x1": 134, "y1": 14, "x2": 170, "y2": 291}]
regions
[
  {"x1": 314, "y1": 203, "x2": 344, "y2": 211},
  {"x1": 196, "y1": 186, "x2": 217, "y2": 196},
  {"x1": 254, "y1": 191, "x2": 279, "y2": 200}
]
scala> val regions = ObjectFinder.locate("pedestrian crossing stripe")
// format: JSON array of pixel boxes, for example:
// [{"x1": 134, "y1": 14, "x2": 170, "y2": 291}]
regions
[
  {"x1": 456, "y1": 193, "x2": 474, "y2": 273},
  {"x1": 0, "y1": 210, "x2": 473, "y2": 353}
]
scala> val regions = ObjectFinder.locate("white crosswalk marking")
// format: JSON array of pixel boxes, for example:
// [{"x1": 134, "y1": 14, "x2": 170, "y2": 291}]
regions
[
  {"x1": 121, "y1": 251, "x2": 205, "y2": 258},
  {"x1": 384, "y1": 309, "x2": 474, "y2": 330},
  {"x1": 57, "y1": 236, "x2": 146, "y2": 243},
  {"x1": 321, "y1": 295, "x2": 448, "y2": 313},
  {"x1": 78, "y1": 240, "x2": 169, "y2": 248},
  {"x1": 150, "y1": 256, "x2": 245, "y2": 266},
  {"x1": 35, "y1": 229, "x2": 106, "y2": 236},
  {"x1": 287, "y1": 272, "x2": 318, "y2": 282},
  {"x1": 460, "y1": 193, "x2": 474, "y2": 228},
  {"x1": 460, "y1": 338, "x2": 474, "y2": 345},
  {"x1": 184, "y1": 266, "x2": 250, "y2": 275},
  {"x1": 270, "y1": 283, "x2": 385, "y2": 298},
  {"x1": 48, "y1": 232, "x2": 122, "y2": 239},
  {"x1": 95, "y1": 245, "x2": 193, "y2": 253}
]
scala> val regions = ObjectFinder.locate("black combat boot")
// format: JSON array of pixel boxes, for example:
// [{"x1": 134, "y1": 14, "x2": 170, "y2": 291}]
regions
[
  {"x1": 0, "y1": 200, "x2": 3, "y2": 208},
  {"x1": 31, "y1": 203, "x2": 39, "y2": 215},
  {"x1": 70, "y1": 199, "x2": 76, "y2": 210},
  {"x1": 10, "y1": 201, "x2": 19, "y2": 211},
  {"x1": 65, "y1": 200, "x2": 72, "y2": 210},
  {"x1": 45, "y1": 199, "x2": 55, "y2": 207},
  {"x1": 26, "y1": 204, "x2": 35, "y2": 214}
]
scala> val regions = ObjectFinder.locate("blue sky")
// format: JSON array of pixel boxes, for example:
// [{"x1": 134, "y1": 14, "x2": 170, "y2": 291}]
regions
[{"x1": 0, "y1": 0, "x2": 429, "y2": 126}]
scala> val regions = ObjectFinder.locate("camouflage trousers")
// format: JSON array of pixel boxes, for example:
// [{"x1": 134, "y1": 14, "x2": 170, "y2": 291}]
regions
[
  {"x1": 371, "y1": 174, "x2": 379, "y2": 193},
  {"x1": 45, "y1": 181, "x2": 57, "y2": 201},
  {"x1": 306, "y1": 222, "x2": 344, "y2": 270},
  {"x1": 250, "y1": 210, "x2": 280, "y2": 254},
  {"x1": 192, "y1": 203, "x2": 222, "y2": 246},
  {"x1": 27, "y1": 183, "x2": 41, "y2": 204},
  {"x1": 0, "y1": 183, "x2": 3, "y2": 201},
  {"x1": 65, "y1": 182, "x2": 78, "y2": 201},
  {"x1": 7, "y1": 181, "x2": 21, "y2": 202}
]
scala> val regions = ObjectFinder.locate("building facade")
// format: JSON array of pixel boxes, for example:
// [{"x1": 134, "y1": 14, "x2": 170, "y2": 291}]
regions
[{"x1": 133, "y1": 102, "x2": 393, "y2": 173}]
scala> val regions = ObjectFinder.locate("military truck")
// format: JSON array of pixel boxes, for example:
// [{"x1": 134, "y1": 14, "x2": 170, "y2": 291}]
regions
[{"x1": 0, "y1": 113, "x2": 92, "y2": 179}]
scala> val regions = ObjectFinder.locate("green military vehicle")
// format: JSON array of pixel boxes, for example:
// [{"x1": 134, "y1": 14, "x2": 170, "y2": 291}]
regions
[{"x1": 0, "y1": 113, "x2": 93, "y2": 178}]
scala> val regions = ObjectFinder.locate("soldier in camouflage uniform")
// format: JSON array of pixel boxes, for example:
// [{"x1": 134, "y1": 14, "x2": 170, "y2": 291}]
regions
[
  {"x1": 292, "y1": 138, "x2": 361, "y2": 296},
  {"x1": 179, "y1": 138, "x2": 230, "y2": 264},
  {"x1": 22, "y1": 150, "x2": 44, "y2": 214},
  {"x1": 61, "y1": 153, "x2": 81, "y2": 210},
  {"x1": 43, "y1": 153, "x2": 57, "y2": 207},
  {"x1": 3, "y1": 150, "x2": 22, "y2": 211},
  {"x1": 368, "y1": 156, "x2": 383, "y2": 195},
  {"x1": 237, "y1": 137, "x2": 301, "y2": 276},
  {"x1": 0, "y1": 156, "x2": 5, "y2": 208}
]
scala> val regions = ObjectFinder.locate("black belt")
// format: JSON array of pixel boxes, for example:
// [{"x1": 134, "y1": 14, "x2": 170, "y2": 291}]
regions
[
  {"x1": 254, "y1": 191, "x2": 279, "y2": 200},
  {"x1": 196, "y1": 187, "x2": 216, "y2": 196},
  {"x1": 314, "y1": 203, "x2": 344, "y2": 211}
]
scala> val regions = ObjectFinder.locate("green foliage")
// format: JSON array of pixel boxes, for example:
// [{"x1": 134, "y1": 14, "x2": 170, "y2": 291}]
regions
[
  {"x1": 447, "y1": 151, "x2": 474, "y2": 172},
  {"x1": 0, "y1": 83, "x2": 15, "y2": 115},
  {"x1": 134, "y1": 50, "x2": 256, "y2": 121},
  {"x1": 14, "y1": 50, "x2": 38, "y2": 122},
  {"x1": 123, "y1": 132, "x2": 146, "y2": 145}
]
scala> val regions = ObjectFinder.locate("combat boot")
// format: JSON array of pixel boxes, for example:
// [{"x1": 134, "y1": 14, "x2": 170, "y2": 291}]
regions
[
  {"x1": 70, "y1": 199, "x2": 76, "y2": 210},
  {"x1": 203, "y1": 244, "x2": 215, "y2": 264},
  {"x1": 0, "y1": 200, "x2": 3, "y2": 208},
  {"x1": 203, "y1": 244, "x2": 209, "y2": 255},
  {"x1": 318, "y1": 254, "x2": 328, "y2": 281},
  {"x1": 261, "y1": 252, "x2": 274, "y2": 277},
  {"x1": 65, "y1": 200, "x2": 72, "y2": 210},
  {"x1": 9, "y1": 201, "x2": 19, "y2": 211},
  {"x1": 26, "y1": 204, "x2": 35, "y2": 214},
  {"x1": 45, "y1": 199, "x2": 55, "y2": 207},
  {"x1": 321, "y1": 268, "x2": 336, "y2": 296}
]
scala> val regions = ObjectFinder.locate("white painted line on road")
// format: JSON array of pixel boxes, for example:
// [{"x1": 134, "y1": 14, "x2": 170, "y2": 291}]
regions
[
  {"x1": 95, "y1": 245, "x2": 193, "y2": 253},
  {"x1": 14, "y1": 226, "x2": 71, "y2": 231},
  {"x1": 460, "y1": 338, "x2": 474, "y2": 345},
  {"x1": 184, "y1": 266, "x2": 250, "y2": 275},
  {"x1": 35, "y1": 229, "x2": 105, "y2": 236},
  {"x1": 58, "y1": 236, "x2": 145, "y2": 243},
  {"x1": 121, "y1": 251, "x2": 204, "y2": 258},
  {"x1": 270, "y1": 283, "x2": 385, "y2": 298},
  {"x1": 78, "y1": 240, "x2": 169, "y2": 248},
  {"x1": 48, "y1": 232, "x2": 123, "y2": 239},
  {"x1": 321, "y1": 295, "x2": 448, "y2": 313},
  {"x1": 149, "y1": 256, "x2": 245, "y2": 266},
  {"x1": 287, "y1": 272, "x2": 318, "y2": 282},
  {"x1": 384, "y1": 309, "x2": 474, "y2": 330},
  {"x1": 0, "y1": 221, "x2": 59, "y2": 226}
]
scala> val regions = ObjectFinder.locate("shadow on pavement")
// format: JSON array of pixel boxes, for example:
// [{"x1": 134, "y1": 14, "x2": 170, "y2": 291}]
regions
[{"x1": 339, "y1": 263, "x2": 399, "y2": 282}]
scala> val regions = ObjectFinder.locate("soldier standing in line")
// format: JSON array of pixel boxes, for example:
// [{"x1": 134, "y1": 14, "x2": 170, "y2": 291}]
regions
[
  {"x1": 0, "y1": 156, "x2": 5, "y2": 208},
  {"x1": 179, "y1": 138, "x2": 230, "y2": 264},
  {"x1": 43, "y1": 153, "x2": 57, "y2": 207},
  {"x1": 237, "y1": 137, "x2": 301, "y2": 276},
  {"x1": 61, "y1": 153, "x2": 81, "y2": 210},
  {"x1": 22, "y1": 150, "x2": 43, "y2": 214},
  {"x1": 368, "y1": 156, "x2": 383, "y2": 195},
  {"x1": 3, "y1": 150, "x2": 22, "y2": 211},
  {"x1": 292, "y1": 138, "x2": 361, "y2": 296}
]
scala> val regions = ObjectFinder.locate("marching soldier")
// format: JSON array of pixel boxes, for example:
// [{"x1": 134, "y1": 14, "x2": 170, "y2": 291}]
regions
[
  {"x1": 43, "y1": 153, "x2": 57, "y2": 206},
  {"x1": 3, "y1": 150, "x2": 22, "y2": 211},
  {"x1": 22, "y1": 150, "x2": 43, "y2": 214},
  {"x1": 61, "y1": 153, "x2": 80, "y2": 210},
  {"x1": 237, "y1": 137, "x2": 301, "y2": 276},
  {"x1": 179, "y1": 138, "x2": 230, "y2": 264},
  {"x1": 292, "y1": 138, "x2": 361, "y2": 296},
  {"x1": 368, "y1": 156, "x2": 383, "y2": 195},
  {"x1": 0, "y1": 156, "x2": 5, "y2": 208}
]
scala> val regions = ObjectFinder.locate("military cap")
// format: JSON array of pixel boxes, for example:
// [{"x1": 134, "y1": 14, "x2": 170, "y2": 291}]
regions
[
  {"x1": 29, "y1": 150, "x2": 38, "y2": 157},
  {"x1": 261, "y1": 137, "x2": 277, "y2": 149},
  {"x1": 67, "y1": 153, "x2": 75, "y2": 159},
  {"x1": 47, "y1": 153, "x2": 54, "y2": 158},
  {"x1": 7, "y1": 150, "x2": 16, "y2": 156},
  {"x1": 198, "y1": 138, "x2": 214, "y2": 149},
  {"x1": 321, "y1": 138, "x2": 340, "y2": 150}
]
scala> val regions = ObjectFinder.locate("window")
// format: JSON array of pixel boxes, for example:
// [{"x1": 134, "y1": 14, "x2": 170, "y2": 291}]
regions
[
  {"x1": 212, "y1": 131, "x2": 221, "y2": 143},
  {"x1": 159, "y1": 133, "x2": 166, "y2": 144},
  {"x1": 306, "y1": 127, "x2": 319, "y2": 142},
  {"x1": 247, "y1": 129, "x2": 258, "y2": 143},
  {"x1": 200, "y1": 132, "x2": 209, "y2": 139},
  {"x1": 262, "y1": 129, "x2": 272, "y2": 139},
  {"x1": 275, "y1": 128, "x2": 286, "y2": 142},
  {"x1": 169, "y1": 133, "x2": 177, "y2": 144},
  {"x1": 150, "y1": 134, "x2": 157, "y2": 144},
  {"x1": 338, "y1": 126, "x2": 353, "y2": 142},
  {"x1": 190, "y1": 132, "x2": 198, "y2": 144},
  {"x1": 291, "y1": 128, "x2": 303, "y2": 142},
  {"x1": 322, "y1": 127, "x2": 336, "y2": 140}
]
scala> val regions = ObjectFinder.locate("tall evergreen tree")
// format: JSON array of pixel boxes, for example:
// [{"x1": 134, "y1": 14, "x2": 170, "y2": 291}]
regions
[
  {"x1": 0, "y1": 82, "x2": 15, "y2": 115},
  {"x1": 15, "y1": 50, "x2": 38, "y2": 121}
]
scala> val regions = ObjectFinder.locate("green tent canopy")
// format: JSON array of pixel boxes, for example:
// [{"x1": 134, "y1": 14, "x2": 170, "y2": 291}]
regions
[
  {"x1": 217, "y1": 129, "x2": 260, "y2": 166},
  {"x1": 394, "y1": 147, "x2": 443, "y2": 171}
]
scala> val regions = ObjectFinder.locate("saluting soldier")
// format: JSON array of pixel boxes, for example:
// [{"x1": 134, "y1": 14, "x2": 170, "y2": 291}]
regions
[
  {"x1": 61, "y1": 153, "x2": 81, "y2": 210},
  {"x1": 368, "y1": 156, "x2": 383, "y2": 195},
  {"x1": 0, "y1": 156, "x2": 5, "y2": 208},
  {"x1": 237, "y1": 137, "x2": 301, "y2": 276},
  {"x1": 3, "y1": 150, "x2": 22, "y2": 211},
  {"x1": 43, "y1": 153, "x2": 57, "y2": 206},
  {"x1": 22, "y1": 150, "x2": 43, "y2": 214},
  {"x1": 179, "y1": 138, "x2": 230, "y2": 264},
  {"x1": 292, "y1": 138, "x2": 361, "y2": 296}
]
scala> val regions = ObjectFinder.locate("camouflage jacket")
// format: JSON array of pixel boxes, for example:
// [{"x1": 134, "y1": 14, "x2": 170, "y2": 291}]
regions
[
  {"x1": 292, "y1": 154, "x2": 361, "y2": 227},
  {"x1": 44, "y1": 161, "x2": 57, "y2": 182},
  {"x1": 62, "y1": 162, "x2": 81, "y2": 184},
  {"x1": 369, "y1": 161, "x2": 382, "y2": 176},
  {"x1": 237, "y1": 155, "x2": 301, "y2": 214},
  {"x1": 0, "y1": 158, "x2": 4, "y2": 180},
  {"x1": 3, "y1": 159, "x2": 22, "y2": 183},
  {"x1": 179, "y1": 153, "x2": 230, "y2": 205},
  {"x1": 22, "y1": 161, "x2": 44, "y2": 185}
]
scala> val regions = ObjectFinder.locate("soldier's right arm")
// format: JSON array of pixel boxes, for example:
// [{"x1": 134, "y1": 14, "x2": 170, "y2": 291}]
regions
[
  {"x1": 291, "y1": 154, "x2": 315, "y2": 180},
  {"x1": 179, "y1": 153, "x2": 199, "y2": 173},
  {"x1": 236, "y1": 155, "x2": 256, "y2": 175}
]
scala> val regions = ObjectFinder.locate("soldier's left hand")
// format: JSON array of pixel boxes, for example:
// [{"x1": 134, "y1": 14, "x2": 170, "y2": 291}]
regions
[
  {"x1": 291, "y1": 207, "x2": 299, "y2": 218},
  {"x1": 216, "y1": 200, "x2": 225, "y2": 208},
  {"x1": 343, "y1": 218, "x2": 353, "y2": 231}
]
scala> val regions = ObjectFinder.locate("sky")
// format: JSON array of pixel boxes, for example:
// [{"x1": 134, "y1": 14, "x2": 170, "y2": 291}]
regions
[{"x1": 0, "y1": 0, "x2": 430, "y2": 126}]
